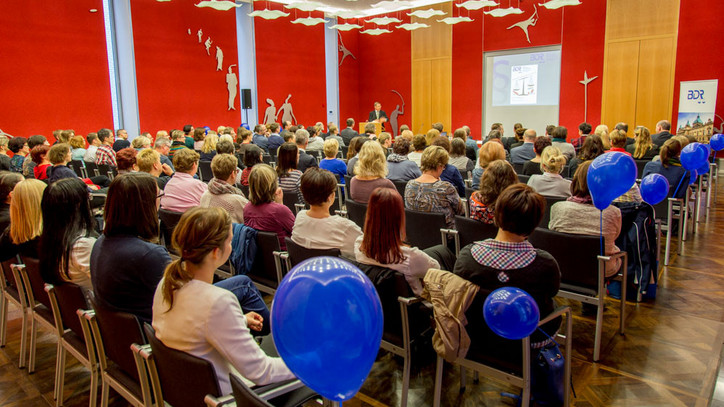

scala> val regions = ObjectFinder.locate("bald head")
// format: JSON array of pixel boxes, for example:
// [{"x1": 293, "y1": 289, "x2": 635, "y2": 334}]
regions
[{"x1": 524, "y1": 129, "x2": 537, "y2": 142}]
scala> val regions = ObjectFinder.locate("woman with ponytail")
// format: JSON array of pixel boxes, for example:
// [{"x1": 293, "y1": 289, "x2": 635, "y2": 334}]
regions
[
  {"x1": 642, "y1": 138, "x2": 690, "y2": 199},
  {"x1": 152, "y1": 207, "x2": 294, "y2": 395},
  {"x1": 526, "y1": 146, "x2": 572, "y2": 198}
]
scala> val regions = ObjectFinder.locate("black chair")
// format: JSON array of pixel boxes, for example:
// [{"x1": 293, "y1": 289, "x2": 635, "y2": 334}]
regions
[
  {"x1": 262, "y1": 154, "x2": 274, "y2": 167},
  {"x1": 86, "y1": 297, "x2": 151, "y2": 407},
  {"x1": 240, "y1": 184, "x2": 250, "y2": 197},
  {"x1": 85, "y1": 162, "x2": 100, "y2": 177},
  {"x1": 69, "y1": 159, "x2": 87, "y2": 178},
  {"x1": 45, "y1": 283, "x2": 99, "y2": 406},
  {"x1": 343, "y1": 175, "x2": 353, "y2": 200},
  {"x1": 561, "y1": 165, "x2": 571, "y2": 178},
  {"x1": 142, "y1": 324, "x2": 225, "y2": 407},
  {"x1": 391, "y1": 179, "x2": 408, "y2": 197},
  {"x1": 224, "y1": 374, "x2": 317, "y2": 407},
  {"x1": 247, "y1": 231, "x2": 285, "y2": 295},
  {"x1": 159, "y1": 209, "x2": 184, "y2": 254},
  {"x1": 198, "y1": 160, "x2": 214, "y2": 182},
  {"x1": 512, "y1": 162, "x2": 525, "y2": 174},
  {"x1": 404, "y1": 209, "x2": 447, "y2": 250},
  {"x1": 0, "y1": 257, "x2": 29, "y2": 368},
  {"x1": 540, "y1": 195, "x2": 567, "y2": 229},
  {"x1": 282, "y1": 238, "x2": 341, "y2": 269},
  {"x1": 341, "y1": 145, "x2": 349, "y2": 158},
  {"x1": 282, "y1": 190, "x2": 304, "y2": 215},
  {"x1": 14, "y1": 259, "x2": 56, "y2": 374},
  {"x1": 442, "y1": 216, "x2": 498, "y2": 256},
  {"x1": 517, "y1": 173, "x2": 530, "y2": 183},
  {"x1": 528, "y1": 228, "x2": 627, "y2": 361},
  {"x1": 635, "y1": 159, "x2": 649, "y2": 179},
  {"x1": 344, "y1": 199, "x2": 367, "y2": 229},
  {"x1": 97, "y1": 164, "x2": 118, "y2": 180}
]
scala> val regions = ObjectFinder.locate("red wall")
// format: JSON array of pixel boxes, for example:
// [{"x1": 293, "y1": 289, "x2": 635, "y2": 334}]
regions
[
  {"x1": 339, "y1": 13, "x2": 412, "y2": 133},
  {"x1": 0, "y1": 0, "x2": 113, "y2": 140},
  {"x1": 253, "y1": 2, "x2": 327, "y2": 127},
  {"x1": 452, "y1": 9, "x2": 484, "y2": 140},
  {"x1": 131, "y1": 0, "x2": 240, "y2": 133},
  {"x1": 672, "y1": 0, "x2": 724, "y2": 133}
]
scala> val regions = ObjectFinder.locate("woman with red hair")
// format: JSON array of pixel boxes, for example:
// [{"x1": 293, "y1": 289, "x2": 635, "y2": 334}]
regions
[{"x1": 354, "y1": 187, "x2": 454, "y2": 294}]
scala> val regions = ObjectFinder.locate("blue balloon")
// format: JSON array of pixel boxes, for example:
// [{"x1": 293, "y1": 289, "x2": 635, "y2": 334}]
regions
[
  {"x1": 689, "y1": 169, "x2": 698, "y2": 185},
  {"x1": 680, "y1": 142, "x2": 708, "y2": 170},
  {"x1": 640, "y1": 174, "x2": 670, "y2": 205},
  {"x1": 587, "y1": 152, "x2": 637, "y2": 210},
  {"x1": 483, "y1": 287, "x2": 539, "y2": 340},
  {"x1": 711, "y1": 134, "x2": 724, "y2": 151},
  {"x1": 241, "y1": 123, "x2": 251, "y2": 130},
  {"x1": 698, "y1": 162, "x2": 710, "y2": 175},
  {"x1": 271, "y1": 257, "x2": 383, "y2": 402}
]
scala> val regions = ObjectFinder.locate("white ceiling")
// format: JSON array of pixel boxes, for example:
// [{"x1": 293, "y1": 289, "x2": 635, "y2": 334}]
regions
[{"x1": 265, "y1": 0, "x2": 453, "y2": 18}]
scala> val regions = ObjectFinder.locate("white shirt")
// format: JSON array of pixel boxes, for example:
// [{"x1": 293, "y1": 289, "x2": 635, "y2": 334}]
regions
[
  {"x1": 354, "y1": 236, "x2": 439, "y2": 295},
  {"x1": 408, "y1": 152, "x2": 423, "y2": 167},
  {"x1": 292, "y1": 211, "x2": 362, "y2": 259},
  {"x1": 83, "y1": 145, "x2": 99, "y2": 163},
  {"x1": 152, "y1": 279, "x2": 294, "y2": 394},
  {"x1": 200, "y1": 191, "x2": 248, "y2": 224},
  {"x1": 69, "y1": 236, "x2": 96, "y2": 290}
]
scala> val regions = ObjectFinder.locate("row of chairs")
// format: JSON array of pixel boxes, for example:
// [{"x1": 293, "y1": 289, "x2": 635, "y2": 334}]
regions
[{"x1": 69, "y1": 160, "x2": 118, "y2": 180}]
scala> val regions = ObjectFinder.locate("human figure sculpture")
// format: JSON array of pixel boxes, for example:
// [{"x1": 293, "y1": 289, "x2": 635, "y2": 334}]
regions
[
  {"x1": 216, "y1": 46, "x2": 224, "y2": 71},
  {"x1": 263, "y1": 99, "x2": 277, "y2": 125},
  {"x1": 276, "y1": 94, "x2": 297, "y2": 125},
  {"x1": 226, "y1": 65, "x2": 238, "y2": 111}
]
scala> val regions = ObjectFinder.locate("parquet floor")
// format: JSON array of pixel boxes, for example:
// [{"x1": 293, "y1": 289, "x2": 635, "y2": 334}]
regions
[{"x1": 1, "y1": 179, "x2": 723, "y2": 406}]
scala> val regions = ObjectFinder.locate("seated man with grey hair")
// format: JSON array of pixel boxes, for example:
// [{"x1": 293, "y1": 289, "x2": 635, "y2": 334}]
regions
[
  {"x1": 154, "y1": 136, "x2": 174, "y2": 171},
  {"x1": 510, "y1": 129, "x2": 537, "y2": 164},
  {"x1": 295, "y1": 129, "x2": 318, "y2": 174}
]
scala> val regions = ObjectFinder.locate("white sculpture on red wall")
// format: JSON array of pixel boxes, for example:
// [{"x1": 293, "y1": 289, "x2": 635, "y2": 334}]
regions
[{"x1": 226, "y1": 65, "x2": 238, "y2": 111}]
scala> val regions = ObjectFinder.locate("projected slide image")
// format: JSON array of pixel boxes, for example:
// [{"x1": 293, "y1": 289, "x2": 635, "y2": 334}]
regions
[{"x1": 510, "y1": 64, "x2": 538, "y2": 105}]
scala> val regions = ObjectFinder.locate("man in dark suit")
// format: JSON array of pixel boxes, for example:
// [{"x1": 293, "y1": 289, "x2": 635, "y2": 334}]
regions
[
  {"x1": 112, "y1": 129, "x2": 130, "y2": 152},
  {"x1": 368, "y1": 102, "x2": 388, "y2": 128},
  {"x1": 295, "y1": 129, "x2": 318, "y2": 174},
  {"x1": 651, "y1": 120, "x2": 674, "y2": 147},
  {"x1": 340, "y1": 118, "x2": 358, "y2": 146}
]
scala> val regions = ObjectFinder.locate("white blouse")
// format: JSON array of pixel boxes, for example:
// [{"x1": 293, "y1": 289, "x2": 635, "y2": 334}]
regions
[{"x1": 292, "y1": 211, "x2": 363, "y2": 259}]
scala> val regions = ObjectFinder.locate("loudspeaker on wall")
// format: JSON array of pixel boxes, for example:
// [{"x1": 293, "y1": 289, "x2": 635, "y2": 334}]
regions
[{"x1": 242, "y1": 89, "x2": 252, "y2": 109}]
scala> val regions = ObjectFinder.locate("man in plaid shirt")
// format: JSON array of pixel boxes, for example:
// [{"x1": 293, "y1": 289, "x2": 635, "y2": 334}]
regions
[{"x1": 95, "y1": 128, "x2": 117, "y2": 166}]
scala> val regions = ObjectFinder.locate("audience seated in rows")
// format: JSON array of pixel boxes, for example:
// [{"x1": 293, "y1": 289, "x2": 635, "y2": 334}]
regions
[
  {"x1": 449, "y1": 137, "x2": 475, "y2": 174},
  {"x1": 469, "y1": 160, "x2": 518, "y2": 224},
  {"x1": 112, "y1": 129, "x2": 130, "y2": 152},
  {"x1": 267, "y1": 123, "x2": 284, "y2": 153},
  {"x1": 510, "y1": 129, "x2": 537, "y2": 164},
  {"x1": 404, "y1": 145, "x2": 464, "y2": 230},
  {"x1": 355, "y1": 187, "x2": 453, "y2": 295},
  {"x1": 152, "y1": 207, "x2": 295, "y2": 395},
  {"x1": 386, "y1": 138, "x2": 421, "y2": 182},
  {"x1": 137, "y1": 148, "x2": 173, "y2": 189},
  {"x1": 471, "y1": 141, "x2": 506, "y2": 189},
  {"x1": 252, "y1": 124, "x2": 269, "y2": 152},
  {"x1": 350, "y1": 141, "x2": 396, "y2": 204},
  {"x1": 193, "y1": 128, "x2": 206, "y2": 151},
  {"x1": 627, "y1": 126, "x2": 659, "y2": 160},
  {"x1": 96, "y1": 128, "x2": 117, "y2": 166},
  {"x1": 549, "y1": 160, "x2": 622, "y2": 277},
  {"x1": 319, "y1": 138, "x2": 347, "y2": 183},
  {"x1": 295, "y1": 129, "x2": 318, "y2": 174},
  {"x1": 0, "y1": 172, "x2": 23, "y2": 232},
  {"x1": 240, "y1": 144, "x2": 263, "y2": 187},
  {"x1": 454, "y1": 183, "x2": 561, "y2": 357},
  {"x1": 431, "y1": 137, "x2": 465, "y2": 197},
  {"x1": 345, "y1": 136, "x2": 369, "y2": 176},
  {"x1": 326, "y1": 124, "x2": 344, "y2": 147},
  {"x1": 568, "y1": 134, "x2": 604, "y2": 177},
  {"x1": 407, "y1": 134, "x2": 426, "y2": 168},
  {"x1": 200, "y1": 154, "x2": 248, "y2": 224},
  {"x1": 8, "y1": 136, "x2": 30, "y2": 173},
  {"x1": 292, "y1": 168, "x2": 362, "y2": 259},
  {"x1": 22, "y1": 135, "x2": 48, "y2": 178},
  {"x1": 116, "y1": 147, "x2": 138, "y2": 175},
  {"x1": 522, "y1": 136, "x2": 551, "y2": 176},
  {"x1": 527, "y1": 146, "x2": 571, "y2": 198},
  {"x1": 169, "y1": 130, "x2": 188, "y2": 158},
  {"x1": 31, "y1": 145, "x2": 51, "y2": 181},
  {"x1": 595, "y1": 124, "x2": 611, "y2": 150},
  {"x1": 276, "y1": 142, "x2": 304, "y2": 203},
  {"x1": 70, "y1": 135, "x2": 86, "y2": 161},
  {"x1": 551, "y1": 126, "x2": 575, "y2": 162},
  {"x1": 306, "y1": 126, "x2": 324, "y2": 152},
  {"x1": 642, "y1": 138, "x2": 690, "y2": 199},
  {"x1": 244, "y1": 164, "x2": 295, "y2": 250},
  {"x1": 0, "y1": 136, "x2": 11, "y2": 171},
  {"x1": 132, "y1": 135, "x2": 152, "y2": 151},
  {"x1": 39, "y1": 178, "x2": 97, "y2": 291},
  {"x1": 0, "y1": 178, "x2": 45, "y2": 262},
  {"x1": 161, "y1": 148, "x2": 207, "y2": 213},
  {"x1": 200, "y1": 134, "x2": 219, "y2": 162}
]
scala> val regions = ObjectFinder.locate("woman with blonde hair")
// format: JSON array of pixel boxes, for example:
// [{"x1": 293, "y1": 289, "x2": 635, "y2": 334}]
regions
[
  {"x1": 471, "y1": 141, "x2": 506, "y2": 189},
  {"x1": 405, "y1": 146, "x2": 464, "y2": 229},
  {"x1": 243, "y1": 164, "x2": 295, "y2": 249},
  {"x1": 131, "y1": 135, "x2": 151, "y2": 150},
  {"x1": 0, "y1": 179, "x2": 46, "y2": 261},
  {"x1": 319, "y1": 138, "x2": 347, "y2": 183},
  {"x1": 595, "y1": 124, "x2": 610, "y2": 150},
  {"x1": 526, "y1": 146, "x2": 571, "y2": 198},
  {"x1": 200, "y1": 134, "x2": 219, "y2": 161},
  {"x1": 153, "y1": 207, "x2": 294, "y2": 395},
  {"x1": 349, "y1": 141, "x2": 395, "y2": 203}
]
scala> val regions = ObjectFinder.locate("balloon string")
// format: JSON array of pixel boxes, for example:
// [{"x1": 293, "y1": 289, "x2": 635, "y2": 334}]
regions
[
  {"x1": 599, "y1": 210, "x2": 604, "y2": 257},
  {"x1": 672, "y1": 171, "x2": 687, "y2": 198}
]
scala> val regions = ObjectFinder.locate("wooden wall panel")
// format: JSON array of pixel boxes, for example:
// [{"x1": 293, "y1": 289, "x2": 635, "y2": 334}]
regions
[
  {"x1": 606, "y1": 0, "x2": 679, "y2": 40},
  {"x1": 601, "y1": 41, "x2": 639, "y2": 130},
  {"x1": 636, "y1": 37, "x2": 677, "y2": 130},
  {"x1": 411, "y1": 3, "x2": 452, "y2": 134}
]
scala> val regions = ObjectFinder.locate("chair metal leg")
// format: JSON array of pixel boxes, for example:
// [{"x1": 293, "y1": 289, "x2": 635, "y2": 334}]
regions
[
  {"x1": 664, "y1": 201, "x2": 673, "y2": 265},
  {"x1": 100, "y1": 379, "x2": 110, "y2": 407},
  {"x1": 620, "y1": 255, "x2": 628, "y2": 335},
  {"x1": 677, "y1": 200, "x2": 685, "y2": 253},
  {"x1": 459, "y1": 366, "x2": 467, "y2": 393},
  {"x1": 28, "y1": 316, "x2": 38, "y2": 373},
  {"x1": 682, "y1": 193, "x2": 689, "y2": 241},
  {"x1": 55, "y1": 345, "x2": 67, "y2": 406},
  {"x1": 593, "y1": 293, "x2": 605, "y2": 362},
  {"x1": 400, "y1": 352, "x2": 411, "y2": 407},
  {"x1": 0, "y1": 296, "x2": 6, "y2": 347},
  {"x1": 19, "y1": 308, "x2": 28, "y2": 368},
  {"x1": 89, "y1": 367, "x2": 98, "y2": 407},
  {"x1": 433, "y1": 356, "x2": 444, "y2": 407}
]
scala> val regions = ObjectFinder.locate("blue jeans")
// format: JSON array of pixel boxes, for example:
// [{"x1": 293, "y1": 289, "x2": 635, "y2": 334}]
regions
[{"x1": 214, "y1": 275, "x2": 270, "y2": 336}]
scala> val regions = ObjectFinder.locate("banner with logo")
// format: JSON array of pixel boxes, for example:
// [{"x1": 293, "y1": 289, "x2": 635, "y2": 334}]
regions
[{"x1": 676, "y1": 79, "x2": 718, "y2": 142}]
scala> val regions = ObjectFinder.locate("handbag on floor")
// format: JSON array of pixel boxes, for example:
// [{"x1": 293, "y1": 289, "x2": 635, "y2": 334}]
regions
[{"x1": 530, "y1": 329, "x2": 565, "y2": 406}]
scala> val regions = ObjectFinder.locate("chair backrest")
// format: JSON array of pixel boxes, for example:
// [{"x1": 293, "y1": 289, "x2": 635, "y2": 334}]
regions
[
  {"x1": 513, "y1": 162, "x2": 524, "y2": 174},
  {"x1": 198, "y1": 160, "x2": 213, "y2": 182},
  {"x1": 528, "y1": 228, "x2": 600, "y2": 291},
  {"x1": 262, "y1": 154, "x2": 273, "y2": 165},
  {"x1": 284, "y1": 238, "x2": 341, "y2": 267},
  {"x1": 404, "y1": 209, "x2": 446, "y2": 250},
  {"x1": 341, "y1": 145, "x2": 349, "y2": 158},
  {"x1": 248, "y1": 231, "x2": 282, "y2": 289},
  {"x1": 282, "y1": 190, "x2": 300, "y2": 215},
  {"x1": 98, "y1": 164, "x2": 117, "y2": 179},
  {"x1": 47, "y1": 282, "x2": 87, "y2": 337},
  {"x1": 158, "y1": 209, "x2": 184, "y2": 253},
  {"x1": 85, "y1": 162, "x2": 99, "y2": 177},
  {"x1": 454, "y1": 216, "x2": 498, "y2": 249},
  {"x1": 517, "y1": 174, "x2": 530, "y2": 183},
  {"x1": 343, "y1": 175, "x2": 353, "y2": 199},
  {"x1": 229, "y1": 374, "x2": 273, "y2": 407},
  {"x1": 239, "y1": 184, "x2": 250, "y2": 197},
  {"x1": 345, "y1": 199, "x2": 367, "y2": 229},
  {"x1": 635, "y1": 160, "x2": 649, "y2": 179},
  {"x1": 540, "y1": 196, "x2": 567, "y2": 230},
  {"x1": 1, "y1": 256, "x2": 20, "y2": 291},
  {"x1": 69, "y1": 160, "x2": 86, "y2": 177},
  {"x1": 464, "y1": 186, "x2": 476, "y2": 203},
  {"x1": 143, "y1": 324, "x2": 222, "y2": 407},
  {"x1": 391, "y1": 180, "x2": 407, "y2": 198},
  {"x1": 90, "y1": 297, "x2": 145, "y2": 380},
  {"x1": 18, "y1": 257, "x2": 51, "y2": 310}
]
